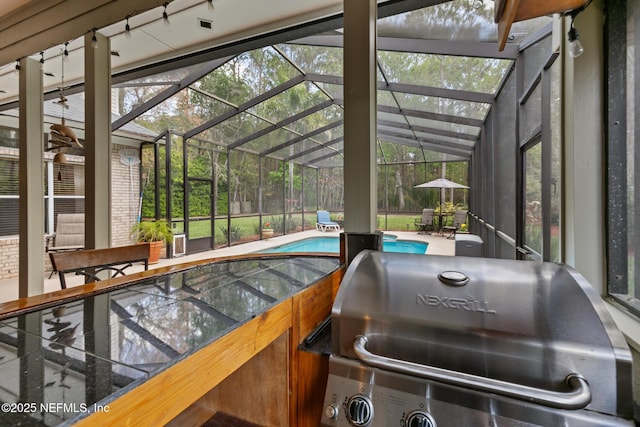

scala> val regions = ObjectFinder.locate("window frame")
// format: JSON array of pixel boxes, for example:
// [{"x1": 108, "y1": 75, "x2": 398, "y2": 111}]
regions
[
  {"x1": 605, "y1": 0, "x2": 640, "y2": 316},
  {"x1": 521, "y1": 136, "x2": 543, "y2": 261},
  {"x1": 515, "y1": 33, "x2": 557, "y2": 262}
]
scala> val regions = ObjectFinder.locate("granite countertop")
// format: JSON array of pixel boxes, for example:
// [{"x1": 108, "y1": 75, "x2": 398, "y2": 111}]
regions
[{"x1": 0, "y1": 256, "x2": 340, "y2": 426}]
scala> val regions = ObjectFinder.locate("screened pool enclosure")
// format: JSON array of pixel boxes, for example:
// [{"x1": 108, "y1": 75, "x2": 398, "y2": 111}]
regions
[
  {"x1": 0, "y1": 0, "x2": 553, "y2": 259},
  {"x1": 92, "y1": 2, "x2": 550, "y2": 255}
]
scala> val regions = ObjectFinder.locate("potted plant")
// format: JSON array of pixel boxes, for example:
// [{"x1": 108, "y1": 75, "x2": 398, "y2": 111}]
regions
[
  {"x1": 261, "y1": 221, "x2": 273, "y2": 239},
  {"x1": 130, "y1": 220, "x2": 173, "y2": 264}
]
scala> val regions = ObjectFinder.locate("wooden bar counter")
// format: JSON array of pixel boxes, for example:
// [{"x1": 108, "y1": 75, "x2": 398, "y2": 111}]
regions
[{"x1": 0, "y1": 254, "x2": 343, "y2": 426}]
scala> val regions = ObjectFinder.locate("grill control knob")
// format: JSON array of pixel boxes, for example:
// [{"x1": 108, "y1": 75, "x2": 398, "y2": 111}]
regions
[
  {"x1": 345, "y1": 395, "x2": 373, "y2": 426},
  {"x1": 325, "y1": 405, "x2": 339, "y2": 419},
  {"x1": 405, "y1": 410, "x2": 436, "y2": 427}
]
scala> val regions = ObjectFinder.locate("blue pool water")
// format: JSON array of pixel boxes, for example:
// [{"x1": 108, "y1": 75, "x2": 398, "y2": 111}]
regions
[{"x1": 263, "y1": 236, "x2": 427, "y2": 254}]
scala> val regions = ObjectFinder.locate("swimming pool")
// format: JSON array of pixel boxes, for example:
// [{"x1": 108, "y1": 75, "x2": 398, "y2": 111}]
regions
[{"x1": 262, "y1": 236, "x2": 428, "y2": 254}]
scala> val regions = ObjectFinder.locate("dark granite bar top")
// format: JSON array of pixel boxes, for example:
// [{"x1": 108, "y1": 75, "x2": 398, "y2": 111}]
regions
[{"x1": 0, "y1": 256, "x2": 340, "y2": 426}]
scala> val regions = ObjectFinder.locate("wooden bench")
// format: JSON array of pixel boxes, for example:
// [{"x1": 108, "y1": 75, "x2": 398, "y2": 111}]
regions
[{"x1": 49, "y1": 243, "x2": 151, "y2": 289}]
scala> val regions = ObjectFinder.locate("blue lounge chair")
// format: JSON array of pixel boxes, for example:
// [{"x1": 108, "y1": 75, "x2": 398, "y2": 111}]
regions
[{"x1": 316, "y1": 210, "x2": 340, "y2": 232}]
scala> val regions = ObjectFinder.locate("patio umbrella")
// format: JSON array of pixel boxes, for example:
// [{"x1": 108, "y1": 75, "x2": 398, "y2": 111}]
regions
[{"x1": 414, "y1": 178, "x2": 469, "y2": 208}]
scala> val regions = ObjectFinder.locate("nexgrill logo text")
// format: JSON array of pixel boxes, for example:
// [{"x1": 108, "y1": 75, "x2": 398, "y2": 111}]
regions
[{"x1": 416, "y1": 294, "x2": 497, "y2": 315}]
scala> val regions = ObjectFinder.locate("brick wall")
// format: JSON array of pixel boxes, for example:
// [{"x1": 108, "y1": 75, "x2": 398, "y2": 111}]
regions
[
  {"x1": 0, "y1": 238, "x2": 19, "y2": 280},
  {"x1": 111, "y1": 144, "x2": 140, "y2": 247}
]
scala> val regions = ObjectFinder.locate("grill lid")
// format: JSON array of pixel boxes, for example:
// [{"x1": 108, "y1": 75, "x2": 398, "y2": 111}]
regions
[{"x1": 332, "y1": 251, "x2": 632, "y2": 418}]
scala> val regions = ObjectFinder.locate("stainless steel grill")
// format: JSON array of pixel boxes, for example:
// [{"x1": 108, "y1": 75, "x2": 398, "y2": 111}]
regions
[{"x1": 321, "y1": 251, "x2": 634, "y2": 426}]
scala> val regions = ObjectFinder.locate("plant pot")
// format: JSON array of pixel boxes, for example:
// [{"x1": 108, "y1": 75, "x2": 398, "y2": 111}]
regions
[
  {"x1": 148, "y1": 240, "x2": 163, "y2": 264},
  {"x1": 262, "y1": 229, "x2": 274, "y2": 239}
]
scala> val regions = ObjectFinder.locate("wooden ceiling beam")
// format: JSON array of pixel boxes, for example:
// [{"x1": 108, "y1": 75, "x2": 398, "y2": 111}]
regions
[{"x1": 495, "y1": 0, "x2": 588, "y2": 51}]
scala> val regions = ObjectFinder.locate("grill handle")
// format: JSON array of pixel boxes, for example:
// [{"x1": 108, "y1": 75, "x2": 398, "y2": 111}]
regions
[{"x1": 353, "y1": 335, "x2": 591, "y2": 410}]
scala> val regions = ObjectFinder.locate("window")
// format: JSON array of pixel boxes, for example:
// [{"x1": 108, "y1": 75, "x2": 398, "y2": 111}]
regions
[
  {"x1": 0, "y1": 157, "x2": 19, "y2": 236},
  {"x1": 0, "y1": 129, "x2": 85, "y2": 238},
  {"x1": 46, "y1": 161, "x2": 85, "y2": 234},
  {"x1": 606, "y1": 0, "x2": 640, "y2": 315}
]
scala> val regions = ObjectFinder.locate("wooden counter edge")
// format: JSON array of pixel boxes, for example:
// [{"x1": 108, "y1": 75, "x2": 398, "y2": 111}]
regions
[
  {"x1": 0, "y1": 253, "x2": 339, "y2": 319},
  {"x1": 73, "y1": 301, "x2": 292, "y2": 427},
  {"x1": 290, "y1": 268, "x2": 343, "y2": 426}
]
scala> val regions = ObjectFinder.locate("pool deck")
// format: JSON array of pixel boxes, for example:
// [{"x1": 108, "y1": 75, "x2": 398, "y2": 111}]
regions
[{"x1": 0, "y1": 229, "x2": 454, "y2": 304}]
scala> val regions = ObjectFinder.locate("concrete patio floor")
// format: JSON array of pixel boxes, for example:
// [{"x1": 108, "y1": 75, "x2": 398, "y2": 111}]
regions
[{"x1": 0, "y1": 229, "x2": 454, "y2": 305}]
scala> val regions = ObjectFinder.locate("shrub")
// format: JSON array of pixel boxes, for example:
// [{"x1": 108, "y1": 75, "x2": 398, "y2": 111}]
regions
[
  {"x1": 217, "y1": 223, "x2": 243, "y2": 244},
  {"x1": 130, "y1": 220, "x2": 173, "y2": 244}
]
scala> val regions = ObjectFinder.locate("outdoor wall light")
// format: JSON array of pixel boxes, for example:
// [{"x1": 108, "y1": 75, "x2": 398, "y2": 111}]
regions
[{"x1": 565, "y1": 0, "x2": 591, "y2": 58}]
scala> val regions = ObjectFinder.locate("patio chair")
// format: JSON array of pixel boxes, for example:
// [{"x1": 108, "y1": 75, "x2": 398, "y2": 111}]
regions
[
  {"x1": 414, "y1": 209, "x2": 434, "y2": 235},
  {"x1": 46, "y1": 213, "x2": 85, "y2": 252},
  {"x1": 316, "y1": 210, "x2": 340, "y2": 232},
  {"x1": 45, "y1": 213, "x2": 85, "y2": 278},
  {"x1": 443, "y1": 210, "x2": 468, "y2": 239}
]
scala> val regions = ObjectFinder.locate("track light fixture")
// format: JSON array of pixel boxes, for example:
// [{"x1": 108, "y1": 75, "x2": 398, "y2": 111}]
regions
[
  {"x1": 162, "y1": 3, "x2": 170, "y2": 25},
  {"x1": 91, "y1": 29, "x2": 98, "y2": 48},
  {"x1": 63, "y1": 42, "x2": 70, "y2": 62},
  {"x1": 207, "y1": 0, "x2": 214, "y2": 11},
  {"x1": 125, "y1": 16, "x2": 132, "y2": 39}
]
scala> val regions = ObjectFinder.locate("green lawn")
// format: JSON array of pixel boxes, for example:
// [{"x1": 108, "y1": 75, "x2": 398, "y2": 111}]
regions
[
  {"x1": 378, "y1": 214, "x2": 421, "y2": 231},
  {"x1": 178, "y1": 213, "x2": 424, "y2": 241}
]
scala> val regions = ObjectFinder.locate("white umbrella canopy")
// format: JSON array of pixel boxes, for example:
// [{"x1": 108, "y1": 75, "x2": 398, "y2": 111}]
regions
[
  {"x1": 414, "y1": 178, "x2": 469, "y2": 210},
  {"x1": 414, "y1": 178, "x2": 469, "y2": 189}
]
